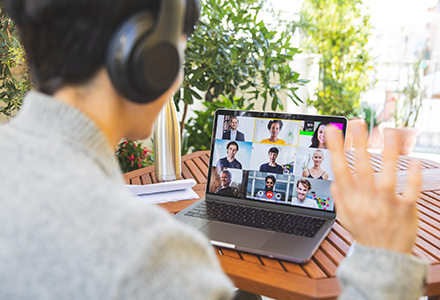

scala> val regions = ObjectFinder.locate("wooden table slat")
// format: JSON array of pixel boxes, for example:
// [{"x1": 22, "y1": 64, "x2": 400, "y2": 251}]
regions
[
  {"x1": 140, "y1": 173, "x2": 153, "y2": 185},
  {"x1": 240, "y1": 252, "x2": 263, "y2": 264},
  {"x1": 181, "y1": 160, "x2": 193, "y2": 180},
  {"x1": 131, "y1": 176, "x2": 141, "y2": 185},
  {"x1": 200, "y1": 151, "x2": 210, "y2": 166},
  {"x1": 259, "y1": 256, "x2": 288, "y2": 272},
  {"x1": 418, "y1": 198, "x2": 440, "y2": 216},
  {"x1": 332, "y1": 222, "x2": 355, "y2": 246},
  {"x1": 325, "y1": 231, "x2": 351, "y2": 257},
  {"x1": 219, "y1": 248, "x2": 242, "y2": 259},
  {"x1": 413, "y1": 245, "x2": 440, "y2": 264},
  {"x1": 417, "y1": 205, "x2": 440, "y2": 231},
  {"x1": 344, "y1": 152, "x2": 357, "y2": 173},
  {"x1": 184, "y1": 159, "x2": 207, "y2": 184},
  {"x1": 278, "y1": 260, "x2": 309, "y2": 276},
  {"x1": 422, "y1": 192, "x2": 440, "y2": 209},
  {"x1": 319, "y1": 238, "x2": 346, "y2": 266},
  {"x1": 309, "y1": 249, "x2": 337, "y2": 277},
  {"x1": 194, "y1": 157, "x2": 209, "y2": 178},
  {"x1": 415, "y1": 236, "x2": 440, "y2": 262},
  {"x1": 300, "y1": 258, "x2": 329, "y2": 279},
  {"x1": 369, "y1": 155, "x2": 385, "y2": 172},
  {"x1": 420, "y1": 220, "x2": 440, "y2": 243}
]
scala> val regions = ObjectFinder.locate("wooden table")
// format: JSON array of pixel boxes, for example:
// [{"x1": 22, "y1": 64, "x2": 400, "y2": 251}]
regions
[{"x1": 123, "y1": 150, "x2": 440, "y2": 300}]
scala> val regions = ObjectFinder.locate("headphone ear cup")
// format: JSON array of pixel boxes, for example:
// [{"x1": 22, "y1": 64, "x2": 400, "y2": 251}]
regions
[
  {"x1": 107, "y1": 0, "x2": 188, "y2": 104},
  {"x1": 132, "y1": 36, "x2": 180, "y2": 96},
  {"x1": 106, "y1": 12, "x2": 161, "y2": 104}
]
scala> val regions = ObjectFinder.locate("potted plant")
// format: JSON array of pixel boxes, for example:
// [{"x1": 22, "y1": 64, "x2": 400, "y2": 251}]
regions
[
  {"x1": 115, "y1": 139, "x2": 154, "y2": 173},
  {"x1": 0, "y1": 3, "x2": 32, "y2": 121},
  {"x1": 176, "y1": 0, "x2": 308, "y2": 154},
  {"x1": 387, "y1": 60, "x2": 426, "y2": 155}
]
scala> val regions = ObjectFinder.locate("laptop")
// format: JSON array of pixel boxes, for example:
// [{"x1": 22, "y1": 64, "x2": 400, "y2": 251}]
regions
[{"x1": 175, "y1": 109, "x2": 347, "y2": 263}]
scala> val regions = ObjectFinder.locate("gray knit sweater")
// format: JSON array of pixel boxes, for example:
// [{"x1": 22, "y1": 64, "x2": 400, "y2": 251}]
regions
[
  {"x1": 0, "y1": 91, "x2": 233, "y2": 299},
  {"x1": 0, "y1": 91, "x2": 429, "y2": 299}
]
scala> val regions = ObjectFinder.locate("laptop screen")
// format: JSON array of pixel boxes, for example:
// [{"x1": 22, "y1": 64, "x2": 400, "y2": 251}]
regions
[{"x1": 206, "y1": 109, "x2": 347, "y2": 213}]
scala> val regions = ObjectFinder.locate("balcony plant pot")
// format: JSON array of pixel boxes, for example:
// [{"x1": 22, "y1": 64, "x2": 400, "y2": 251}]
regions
[{"x1": 383, "y1": 127, "x2": 420, "y2": 156}]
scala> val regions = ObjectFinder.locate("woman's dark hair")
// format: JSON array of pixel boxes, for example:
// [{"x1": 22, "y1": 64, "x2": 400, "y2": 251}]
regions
[
  {"x1": 4, "y1": 0, "x2": 198, "y2": 94},
  {"x1": 309, "y1": 122, "x2": 330, "y2": 148},
  {"x1": 267, "y1": 120, "x2": 283, "y2": 131}
]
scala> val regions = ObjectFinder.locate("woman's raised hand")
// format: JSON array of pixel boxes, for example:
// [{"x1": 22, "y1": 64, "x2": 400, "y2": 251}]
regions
[{"x1": 326, "y1": 123, "x2": 421, "y2": 254}]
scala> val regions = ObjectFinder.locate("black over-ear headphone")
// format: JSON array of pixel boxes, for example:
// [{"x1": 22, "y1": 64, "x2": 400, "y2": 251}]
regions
[{"x1": 106, "y1": 0, "x2": 199, "y2": 104}]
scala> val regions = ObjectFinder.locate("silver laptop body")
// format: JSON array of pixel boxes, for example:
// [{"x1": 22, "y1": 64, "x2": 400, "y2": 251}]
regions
[{"x1": 175, "y1": 109, "x2": 347, "y2": 263}]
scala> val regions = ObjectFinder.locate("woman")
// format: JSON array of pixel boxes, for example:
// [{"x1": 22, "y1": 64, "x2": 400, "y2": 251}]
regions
[
  {"x1": 260, "y1": 119, "x2": 287, "y2": 145},
  {"x1": 309, "y1": 122, "x2": 329, "y2": 148},
  {"x1": 302, "y1": 149, "x2": 329, "y2": 180}
]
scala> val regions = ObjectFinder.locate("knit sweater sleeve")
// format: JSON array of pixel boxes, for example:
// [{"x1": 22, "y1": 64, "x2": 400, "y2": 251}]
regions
[
  {"x1": 337, "y1": 243, "x2": 428, "y2": 300},
  {"x1": 107, "y1": 210, "x2": 234, "y2": 300}
]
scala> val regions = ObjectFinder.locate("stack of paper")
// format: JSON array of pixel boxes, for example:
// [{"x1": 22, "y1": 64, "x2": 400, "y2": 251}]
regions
[{"x1": 125, "y1": 179, "x2": 199, "y2": 204}]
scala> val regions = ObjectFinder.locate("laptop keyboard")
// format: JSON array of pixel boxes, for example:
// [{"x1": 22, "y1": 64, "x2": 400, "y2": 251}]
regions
[{"x1": 184, "y1": 201, "x2": 326, "y2": 238}]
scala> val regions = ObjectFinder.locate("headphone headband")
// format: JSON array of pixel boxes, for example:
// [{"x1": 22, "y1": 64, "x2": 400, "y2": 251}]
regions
[{"x1": 106, "y1": 0, "x2": 199, "y2": 104}]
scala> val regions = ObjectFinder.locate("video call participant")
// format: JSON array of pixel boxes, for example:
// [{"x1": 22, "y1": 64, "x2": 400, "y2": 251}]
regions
[
  {"x1": 215, "y1": 170, "x2": 238, "y2": 197},
  {"x1": 292, "y1": 179, "x2": 318, "y2": 208},
  {"x1": 216, "y1": 141, "x2": 242, "y2": 169},
  {"x1": 256, "y1": 175, "x2": 283, "y2": 201},
  {"x1": 265, "y1": 174, "x2": 276, "y2": 191},
  {"x1": 259, "y1": 147, "x2": 283, "y2": 174},
  {"x1": 222, "y1": 116, "x2": 245, "y2": 141},
  {"x1": 309, "y1": 122, "x2": 329, "y2": 149},
  {"x1": 302, "y1": 149, "x2": 329, "y2": 180},
  {"x1": 260, "y1": 119, "x2": 286, "y2": 145}
]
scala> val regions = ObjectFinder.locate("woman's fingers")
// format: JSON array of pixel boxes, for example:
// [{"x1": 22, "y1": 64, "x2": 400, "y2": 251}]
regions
[
  {"x1": 326, "y1": 127, "x2": 355, "y2": 194},
  {"x1": 380, "y1": 129, "x2": 400, "y2": 198},
  {"x1": 351, "y1": 122, "x2": 375, "y2": 196}
]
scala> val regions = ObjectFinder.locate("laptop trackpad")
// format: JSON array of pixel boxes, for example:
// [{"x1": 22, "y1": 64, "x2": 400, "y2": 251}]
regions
[{"x1": 200, "y1": 221, "x2": 273, "y2": 249}]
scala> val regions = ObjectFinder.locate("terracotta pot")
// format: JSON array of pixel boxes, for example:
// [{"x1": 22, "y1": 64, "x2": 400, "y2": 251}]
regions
[
  {"x1": 382, "y1": 127, "x2": 420, "y2": 156},
  {"x1": 345, "y1": 118, "x2": 366, "y2": 150}
]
